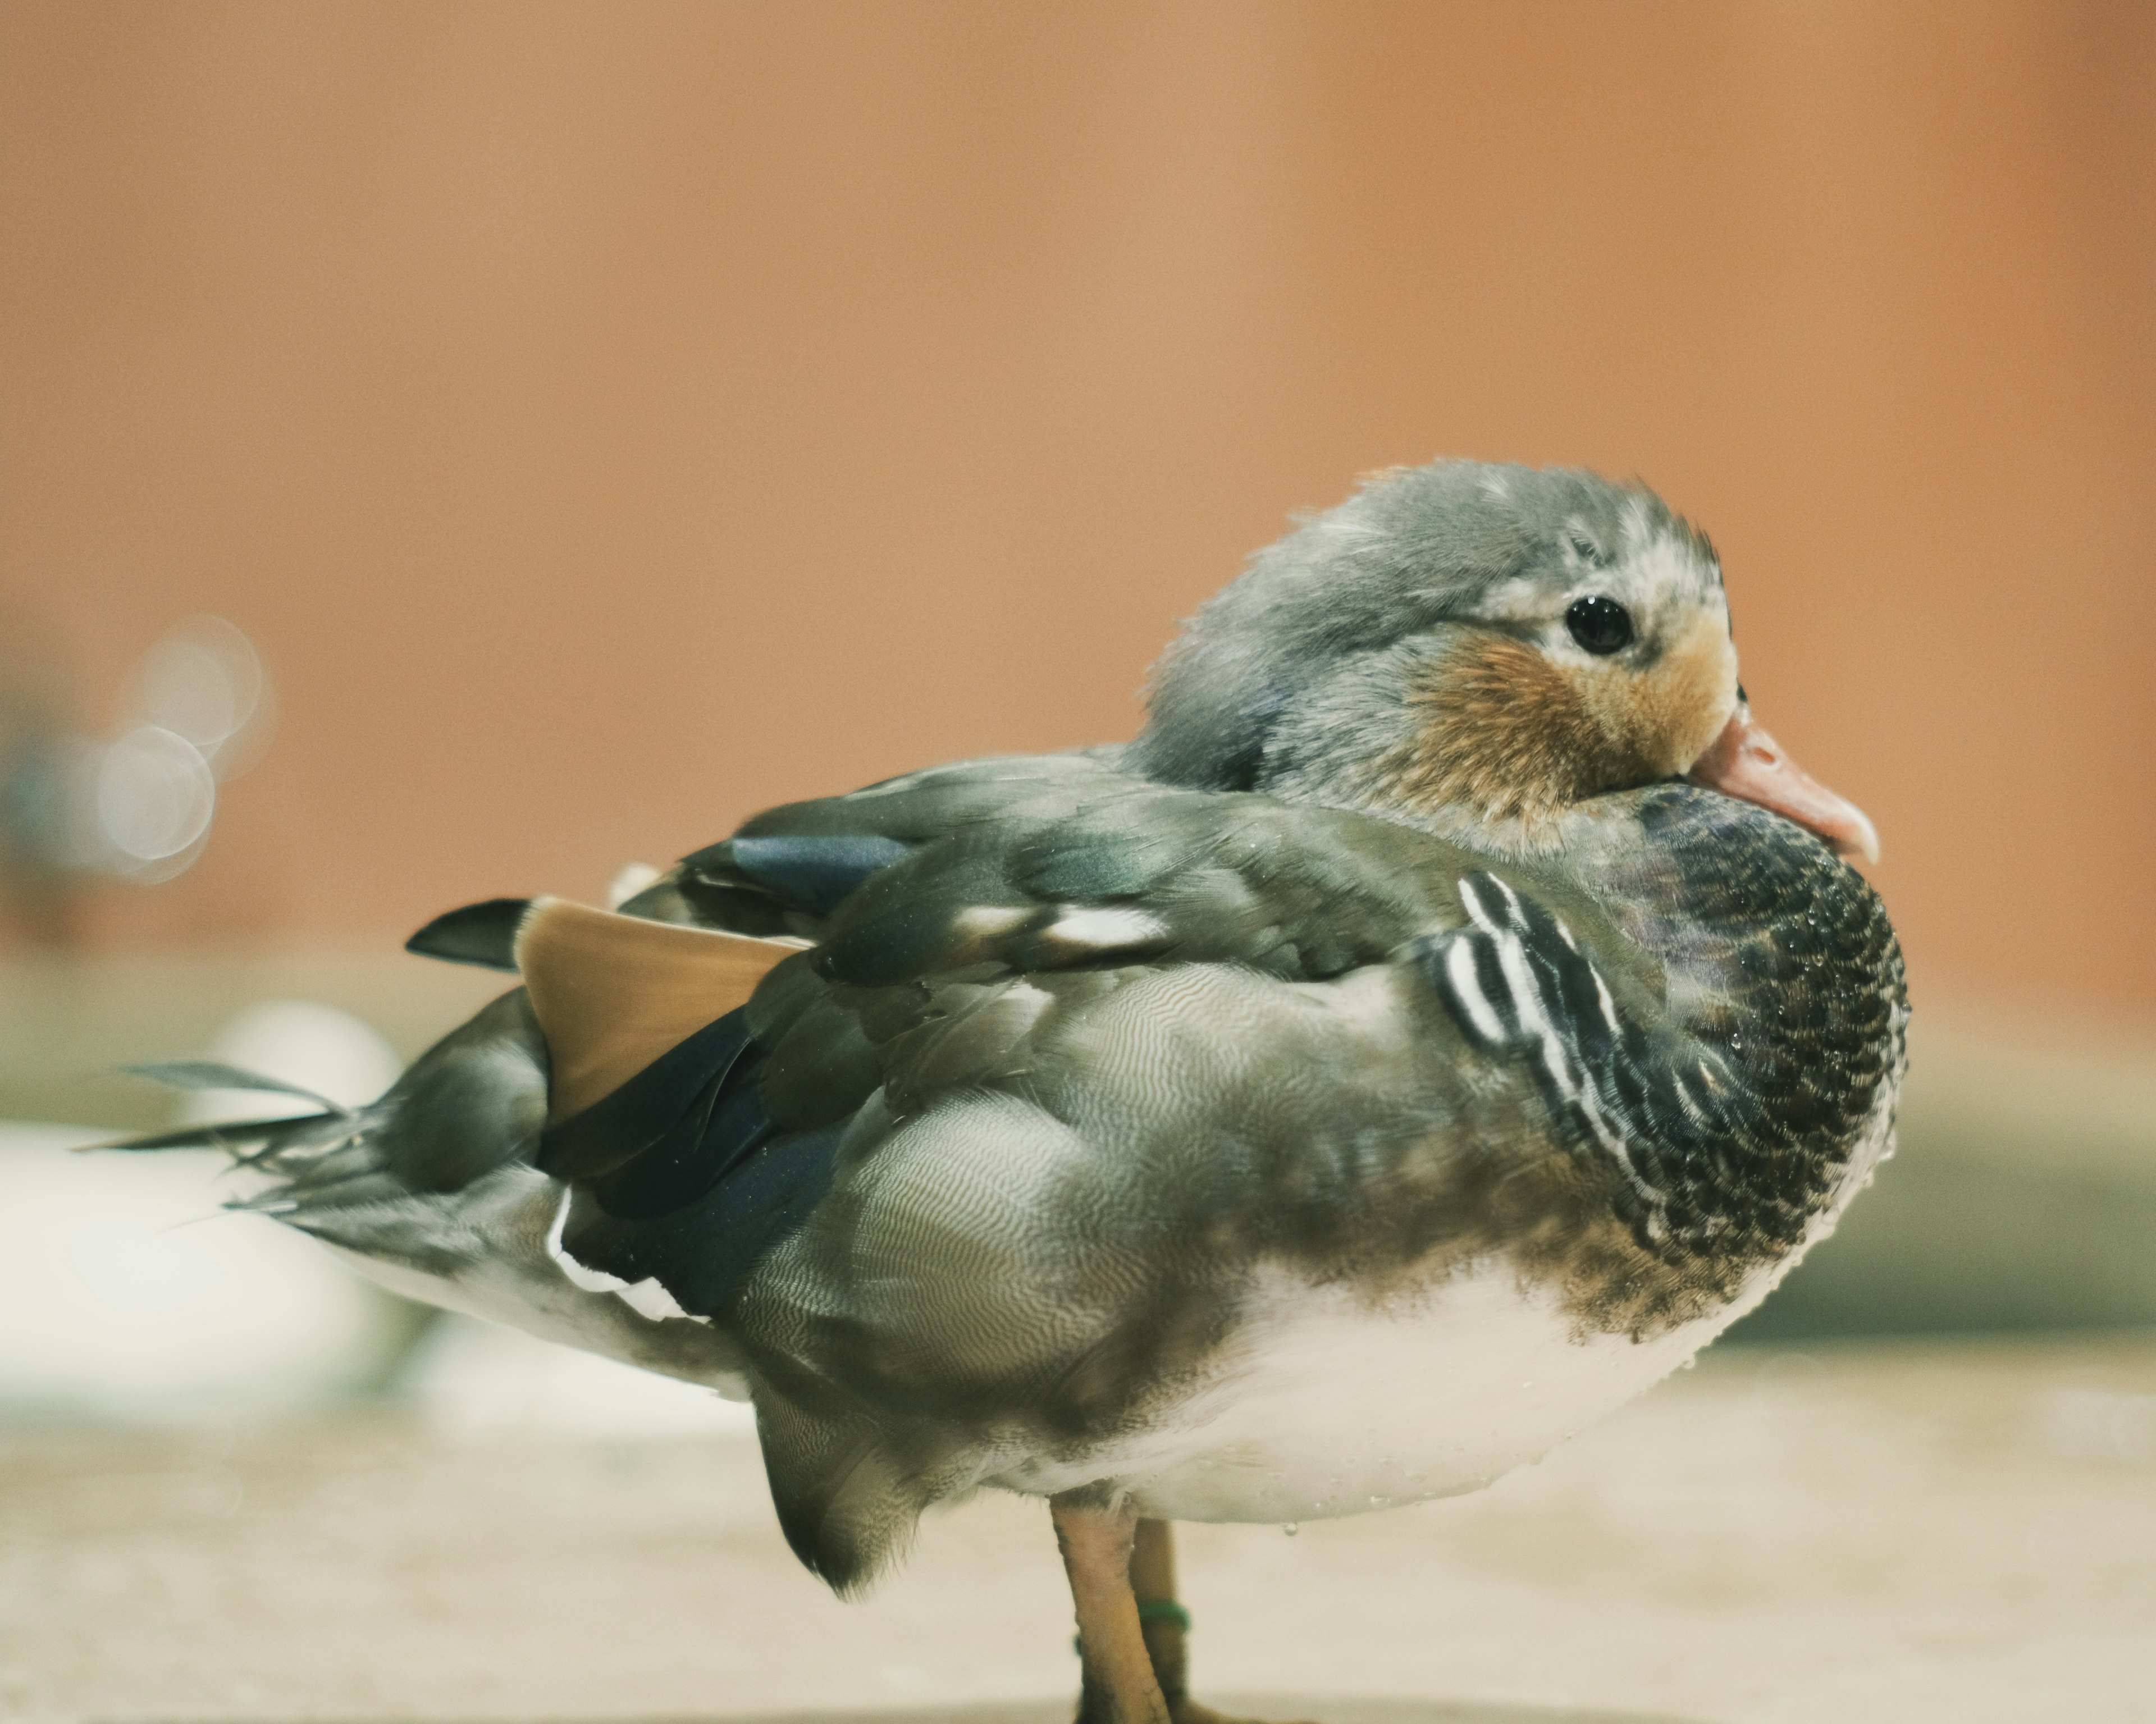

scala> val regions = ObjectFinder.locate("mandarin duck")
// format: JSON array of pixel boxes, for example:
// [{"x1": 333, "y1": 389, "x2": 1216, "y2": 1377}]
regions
[{"x1": 118, "y1": 461, "x2": 1906, "y2": 1724}]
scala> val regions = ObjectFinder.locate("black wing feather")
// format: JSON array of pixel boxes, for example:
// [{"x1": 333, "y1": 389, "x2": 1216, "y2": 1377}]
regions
[
  {"x1": 405, "y1": 898, "x2": 532, "y2": 971},
  {"x1": 716, "y1": 834, "x2": 912, "y2": 916}
]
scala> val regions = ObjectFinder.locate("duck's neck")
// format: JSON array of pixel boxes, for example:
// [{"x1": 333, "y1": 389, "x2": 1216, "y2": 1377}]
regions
[{"x1": 1260, "y1": 774, "x2": 1586, "y2": 864}]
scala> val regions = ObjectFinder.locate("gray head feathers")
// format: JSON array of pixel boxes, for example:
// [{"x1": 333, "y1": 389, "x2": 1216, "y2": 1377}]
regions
[{"x1": 1133, "y1": 460, "x2": 1723, "y2": 796}]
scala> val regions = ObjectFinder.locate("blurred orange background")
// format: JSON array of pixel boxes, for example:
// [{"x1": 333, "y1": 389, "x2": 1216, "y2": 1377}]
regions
[{"x1": 2, "y1": 0, "x2": 2150, "y2": 1014}]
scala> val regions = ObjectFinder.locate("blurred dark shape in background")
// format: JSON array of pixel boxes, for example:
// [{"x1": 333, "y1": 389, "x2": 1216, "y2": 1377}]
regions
[
  {"x1": 0, "y1": 613, "x2": 85, "y2": 945},
  {"x1": 0, "y1": 611, "x2": 272, "y2": 944}
]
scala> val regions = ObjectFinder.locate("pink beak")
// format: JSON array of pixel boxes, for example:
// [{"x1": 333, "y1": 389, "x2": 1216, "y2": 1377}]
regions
[{"x1": 1687, "y1": 706, "x2": 1880, "y2": 864}]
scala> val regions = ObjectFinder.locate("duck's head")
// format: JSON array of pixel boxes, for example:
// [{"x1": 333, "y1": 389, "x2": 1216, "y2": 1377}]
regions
[{"x1": 1135, "y1": 460, "x2": 1877, "y2": 861}]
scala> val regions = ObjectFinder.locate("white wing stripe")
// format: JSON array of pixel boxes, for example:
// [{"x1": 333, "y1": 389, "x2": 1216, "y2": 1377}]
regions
[{"x1": 1444, "y1": 936, "x2": 1507, "y2": 1043}]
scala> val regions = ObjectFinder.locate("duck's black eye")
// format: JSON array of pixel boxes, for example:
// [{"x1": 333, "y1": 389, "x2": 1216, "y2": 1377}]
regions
[{"x1": 1565, "y1": 595, "x2": 1633, "y2": 655}]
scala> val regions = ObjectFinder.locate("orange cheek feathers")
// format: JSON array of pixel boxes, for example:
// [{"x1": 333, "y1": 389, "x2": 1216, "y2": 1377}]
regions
[
  {"x1": 1380, "y1": 623, "x2": 1739, "y2": 826},
  {"x1": 1575, "y1": 615, "x2": 1738, "y2": 780}
]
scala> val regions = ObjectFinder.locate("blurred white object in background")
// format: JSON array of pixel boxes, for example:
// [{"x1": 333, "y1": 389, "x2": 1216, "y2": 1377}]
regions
[
  {"x1": 607, "y1": 859, "x2": 664, "y2": 907},
  {"x1": 20, "y1": 614, "x2": 276, "y2": 888},
  {"x1": 124, "y1": 613, "x2": 275, "y2": 781},
  {"x1": 0, "y1": 1000, "x2": 404, "y2": 1422},
  {"x1": 0, "y1": 1120, "x2": 391, "y2": 1423},
  {"x1": 84, "y1": 724, "x2": 218, "y2": 881}
]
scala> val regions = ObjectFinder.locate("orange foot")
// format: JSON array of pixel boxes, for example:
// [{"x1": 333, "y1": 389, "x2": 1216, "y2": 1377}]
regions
[{"x1": 1168, "y1": 1702, "x2": 1318, "y2": 1724}]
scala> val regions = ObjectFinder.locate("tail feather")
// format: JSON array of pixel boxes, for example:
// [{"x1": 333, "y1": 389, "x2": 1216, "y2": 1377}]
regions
[
  {"x1": 92, "y1": 1113, "x2": 342, "y2": 1154},
  {"x1": 404, "y1": 897, "x2": 531, "y2": 972},
  {"x1": 96, "y1": 992, "x2": 754, "y2": 1392},
  {"x1": 122, "y1": 1059, "x2": 353, "y2": 1114},
  {"x1": 97, "y1": 1059, "x2": 358, "y2": 1155}
]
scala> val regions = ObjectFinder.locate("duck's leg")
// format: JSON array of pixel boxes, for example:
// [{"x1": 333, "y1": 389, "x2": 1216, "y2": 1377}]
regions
[
  {"x1": 1053, "y1": 1493, "x2": 1171, "y2": 1724},
  {"x1": 1131, "y1": 1519, "x2": 1295, "y2": 1724},
  {"x1": 1129, "y1": 1518, "x2": 1194, "y2": 1713},
  {"x1": 1057, "y1": 1505, "x2": 1292, "y2": 1724}
]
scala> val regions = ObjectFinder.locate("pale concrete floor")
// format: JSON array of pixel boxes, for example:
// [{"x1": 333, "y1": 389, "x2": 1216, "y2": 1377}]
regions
[{"x1": 3, "y1": 1336, "x2": 2153, "y2": 1724}]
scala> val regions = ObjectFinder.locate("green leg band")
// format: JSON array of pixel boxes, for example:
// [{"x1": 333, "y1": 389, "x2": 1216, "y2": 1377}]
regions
[{"x1": 1074, "y1": 1600, "x2": 1190, "y2": 1656}]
